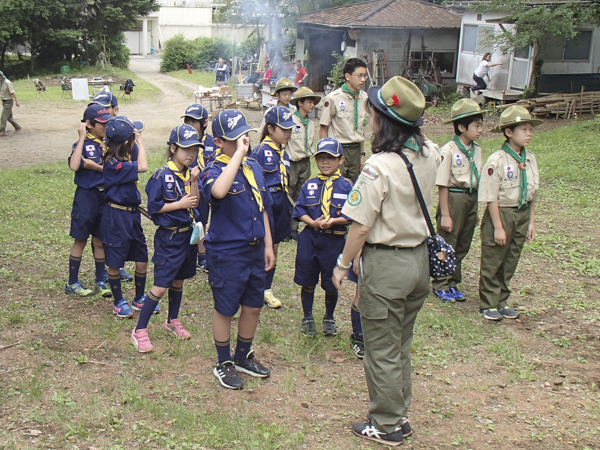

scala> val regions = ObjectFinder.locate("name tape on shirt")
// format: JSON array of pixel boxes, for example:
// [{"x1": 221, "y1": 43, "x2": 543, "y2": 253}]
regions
[
  {"x1": 361, "y1": 167, "x2": 379, "y2": 181},
  {"x1": 333, "y1": 193, "x2": 347, "y2": 200},
  {"x1": 284, "y1": 160, "x2": 290, "y2": 167}
]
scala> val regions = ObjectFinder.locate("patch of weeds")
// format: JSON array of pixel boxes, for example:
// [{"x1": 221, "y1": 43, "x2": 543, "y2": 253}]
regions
[
  {"x1": 52, "y1": 391, "x2": 76, "y2": 408},
  {"x1": 486, "y1": 337, "x2": 537, "y2": 382}
]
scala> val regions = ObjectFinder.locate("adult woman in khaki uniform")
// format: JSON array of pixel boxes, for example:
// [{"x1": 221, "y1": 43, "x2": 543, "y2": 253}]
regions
[{"x1": 332, "y1": 76, "x2": 440, "y2": 447}]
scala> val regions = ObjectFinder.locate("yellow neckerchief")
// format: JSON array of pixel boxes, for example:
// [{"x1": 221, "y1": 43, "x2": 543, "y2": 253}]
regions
[
  {"x1": 317, "y1": 170, "x2": 341, "y2": 221},
  {"x1": 195, "y1": 134, "x2": 206, "y2": 170},
  {"x1": 262, "y1": 136, "x2": 292, "y2": 204},
  {"x1": 86, "y1": 132, "x2": 106, "y2": 155},
  {"x1": 167, "y1": 160, "x2": 193, "y2": 218},
  {"x1": 214, "y1": 151, "x2": 264, "y2": 212}
]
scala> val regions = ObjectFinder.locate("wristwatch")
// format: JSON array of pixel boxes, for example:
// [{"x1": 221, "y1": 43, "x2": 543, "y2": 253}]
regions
[{"x1": 336, "y1": 254, "x2": 351, "y2": 270}]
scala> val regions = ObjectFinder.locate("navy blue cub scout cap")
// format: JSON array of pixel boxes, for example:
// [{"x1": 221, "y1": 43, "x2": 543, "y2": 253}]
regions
[
  {"x1": 82, "y1": 103, "x2": 112, "y2": 123},
  {"x1": 168, "y1": 124, "x2": 202, "y2": 148},
  {"x1": 181, "y1": 104, "x2": 208, "y2": 121},
  {"x1": 265, "y1": 106, "x2": 296, "y2": 129},
  {"x1": 314, "y1": 137, "x2": 344, "y2": 158},
  {"x1": 90, "y1": 91, "x2": 118, "y2": 108},
  {"x1": 212, "y1": 110, "x2": 255, "y2": 141},
  {"x1": 106, "y1": 116, "x2": 144, "y2": 143}
]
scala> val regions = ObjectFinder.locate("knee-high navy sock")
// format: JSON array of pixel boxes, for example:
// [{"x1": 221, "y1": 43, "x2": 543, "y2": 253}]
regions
[
  {"x1": 215, "y1": 339, "x2": 231, "y2": 364},
  {"x1": 197, "y1": 252, "x2": 205, "y2": 265},
  {"x1": 136, "y1": 290, "x2": 161, "y2": 331},
  {"x1": 301, "y1": 286, "x2": 315, "y2": 319},
  {"x1": 265, "y1": 265, "x2": 276, "y2": 290},
  {"x1": 94, "y1": 257, "x2": 105, "y2": 283},
  {"x1": 68, "y1": 255, "x2": 82, "y2": 285},
  {"x1": 168, "y1": 286, "x2": 183, "y2": 323},
  {"x1": 109, "y1": 273, "x2": 123, "y2": 303},
  {"x1": 234, "y1": 334, "x2": 253, "y2": 360},
  {"x1": 324, "y1": 291, "x2": 339, "y2": 320},
  {"x1": 351, "y1": 303, "x2": 363, "y2": 334},
  {"x1": 134, "y1": 271, "x2": 146, "y2": 301}
]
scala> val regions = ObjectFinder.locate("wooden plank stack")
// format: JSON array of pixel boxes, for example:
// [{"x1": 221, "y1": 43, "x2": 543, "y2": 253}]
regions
[{"x1": 495, "y1": 89, "x2": 600, "y2": 119}]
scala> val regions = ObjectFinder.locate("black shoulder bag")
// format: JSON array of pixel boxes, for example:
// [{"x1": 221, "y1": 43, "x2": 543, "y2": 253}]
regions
[{"x1": 397, "y1": 151, "x2": 457, "y2": 279}]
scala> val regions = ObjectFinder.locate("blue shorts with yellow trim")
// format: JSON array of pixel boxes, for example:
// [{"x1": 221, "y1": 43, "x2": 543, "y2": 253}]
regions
[
  {"x1": 152, "y1": 227, "x2": 197, "y2": 288},
  {"x1": 102, "y1": 206, "x2": 148, "y2": 268},
  {"x1": 269, "y1": 189, "x2": 292, "y2": 244},
  {"x1": 206, "y1": 242, "x2": 265, "y2": 316},
  {"x1": 70, "y1": 186, "x2": 106, "y2": 241},
  {"x1": 294, "y1": 228, "x2": 345, "y2": 292}
]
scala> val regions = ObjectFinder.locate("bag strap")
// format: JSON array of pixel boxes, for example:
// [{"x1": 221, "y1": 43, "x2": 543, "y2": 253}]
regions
[{"x1": 396, "y1": 150, "x2": 436, "y2": 238}]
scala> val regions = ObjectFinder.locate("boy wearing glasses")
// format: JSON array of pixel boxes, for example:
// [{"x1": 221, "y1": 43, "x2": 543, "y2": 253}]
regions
[{"x1": 319, "y1": 58, "x2": 369, "y2": 183}]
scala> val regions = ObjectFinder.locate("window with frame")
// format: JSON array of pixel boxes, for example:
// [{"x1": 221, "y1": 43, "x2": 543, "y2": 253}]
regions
[
  {"x1": 461, "y1": 24, "x2": 494, "y2": 54},
  {"x1": 541, "y1": 30, "x2": 593, "y2": 61}
]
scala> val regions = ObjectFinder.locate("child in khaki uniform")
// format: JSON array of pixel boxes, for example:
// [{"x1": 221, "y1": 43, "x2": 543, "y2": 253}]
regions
[
  {"x1": 478, "y1": 105, "x2": 541, "y2": 321},
  {"x1": 433, "y1": 99, "x2": 484, "y2": 302}
]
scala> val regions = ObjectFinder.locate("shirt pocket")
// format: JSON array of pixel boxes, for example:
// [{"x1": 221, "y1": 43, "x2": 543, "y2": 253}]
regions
[
  {"x1": 228, "y1": 182, "x2": 246, "y2": 195},
  {"x1": 451, "y1": 166, "x2": 469, "y2": 176}
]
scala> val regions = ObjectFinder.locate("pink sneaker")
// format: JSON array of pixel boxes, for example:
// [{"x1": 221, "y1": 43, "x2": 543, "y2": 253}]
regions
[
  {"x1": 131, "y1": 328, "x2": 154, "y2": 353},
  {"x1": 163, "y1": 319, "x2": 191, "y2": 340}
]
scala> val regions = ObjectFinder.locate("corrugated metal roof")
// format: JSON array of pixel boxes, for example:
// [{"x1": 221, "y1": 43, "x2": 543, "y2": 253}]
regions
[{"x1": 298, "y1": 0, "x2": 461, "y2": 29}]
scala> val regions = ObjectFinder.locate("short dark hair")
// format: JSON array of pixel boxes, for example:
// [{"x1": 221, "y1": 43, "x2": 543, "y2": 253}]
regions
[
  {"x1": 502, "y1": 124, "x2": 517, "y2": 140},
  {"x1": 453, "y1": 114, "x2": 484, "y2": 136},
  {"x1": 184, "y1": 116, "x2": 206, "y2": 133},
  {"x1": 343, "y1": 58, "x2": 367, "y2": 77},
  {"x1": 275, "y1": 88, "x2": 294, "y2": 96}
]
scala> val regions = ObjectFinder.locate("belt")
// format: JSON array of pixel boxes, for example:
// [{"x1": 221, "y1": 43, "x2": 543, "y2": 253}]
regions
[
  {"x1": 108, "y1": 202, "x2": 151, "y2": 219},
  {"x1": 160, "y1": 224, "x2": 192, "y2": 239},
  {"x1": 268, "y1": 186, "x2": 282, "y2": 193},
  {"x1": 364, "y1": 242, "x2": 422, "y2": 251},
  {"x1": 315, "y1": 228, "x2": 347, "y2": 236},
  {"x1": 342, "y1": 142, "x2": 361, "y2": 148},
  {"x1": 95, "y1": 185, "x2": 105, "y2": 192},
  {"x1": 448, "y1": 187, "x2": 477, "y2": 194},
  {"x1": 249, "y1": 239, "x2": 263, "y2": 246}
]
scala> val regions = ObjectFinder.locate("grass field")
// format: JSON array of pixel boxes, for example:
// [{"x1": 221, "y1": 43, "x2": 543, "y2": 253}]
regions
[{"x1": 1, "y1": 118, "x2": 600, "y2": 449}]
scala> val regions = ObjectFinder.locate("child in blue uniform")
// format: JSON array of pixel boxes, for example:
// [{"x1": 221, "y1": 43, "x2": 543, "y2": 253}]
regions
[
  {"x1": 182, "y1": 104, "x2": 215, "y2": 271},
  {"x1": 102, "y1": 116, "x2": 150, "y2": 318},
  {"x1": 131, "y1": 125, "x2": 201, "y2": 352},
  {"x1": 204, "y1": 110, "x2": 275, "y2": 390},
  {"x1": 65, "y1": 104, "x2": 112, "y2": 297},
  {"x1": 250, "y1": 106, "x2": 296, "y2": 309},
  {"x1": 293, "y1": 138, "x2": 352, "y2": 336}
]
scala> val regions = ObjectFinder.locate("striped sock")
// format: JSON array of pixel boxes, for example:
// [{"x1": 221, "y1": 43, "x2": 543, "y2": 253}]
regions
[
  {"x1": 136, "y1": 290, "x2": 160, "y2": 331},
  {"x1": 301, "y1": 286, "x2": 315, "y2": 319},
  {"x1": 109, "y1": 273, "x2": 122, "y2": 304},
  {"x1": 68, "y1": 255, "x2": 82, "y2": 285},
  {"x1": 324, "y1": 291, "x2": 338, "y2": 320},
  {"x1": 215, "y1": 339, "x2": 231, "y2": 364},
  {"x1": 94, "y1": 257, "x2": 105, "y2": 283},
  {"x1": 134, "y1": 271, "x2": 146, "y2": 301},
  {"x1": 234, "y1": 335, "x2": 253, "y2": 360},
  {"x1": 168, "y1": 286, "x2": 183, "y2": 323}
]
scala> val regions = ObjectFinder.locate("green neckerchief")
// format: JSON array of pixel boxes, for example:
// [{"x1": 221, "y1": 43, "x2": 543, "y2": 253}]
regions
[
  {"x1": 501, "y1": 141, "x2": 528, "y2": 209},
  {"x1": 293, "y1": 110, "x2": 309, "y2": 155},
  {"x1": 341, "y1": 83, "x2": 359, "y2": 130},
  {"x1": 452, "y1": 135, "x2": 479, "y2": 192},
  {"x1": 403, "y1": 135, "x2": 420, "y2": 152}
]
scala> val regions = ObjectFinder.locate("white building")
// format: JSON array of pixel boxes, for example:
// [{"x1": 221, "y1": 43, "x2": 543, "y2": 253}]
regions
[{"x1": 125, "y1": 0, "x2": 256, "y2": 55}]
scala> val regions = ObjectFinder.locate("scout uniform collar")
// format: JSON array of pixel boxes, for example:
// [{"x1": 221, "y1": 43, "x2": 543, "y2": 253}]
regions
[
  {"x1": 86, "y1": 132, "x2": 106, "y2": 154},
  {"x1": 262, "y1": 136, "x2": 281, "y2": 151},
  {"x1": 341, "y1": 83, "x2": 360, "y2": 130},
  {"x1": 317, "y1": 169, "x2": 342, "y2": 221},
  {"x1": 501, "y1": 141, "x2": 528, "y2": 209},
  {"x1": 166, "y1": 160, "x2": 194, "y2": 218},
  {"x1": 402, "y1": 136, "x2": 420, "y2": 152},
  {"x1": 293, "y1": 110, "x2": 310, "y2": 155},
  {"x1": 452, "y1": 135, "x2": 479, "y2": 192},
  {"x1": 214, "y1": 150, "x2": 264, "y2": 211}
]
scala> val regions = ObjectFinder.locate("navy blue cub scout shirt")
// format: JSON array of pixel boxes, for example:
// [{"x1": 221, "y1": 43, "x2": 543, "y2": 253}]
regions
[
  {"x1": 69, "y1": 137, "x2": 104, "y2": 189},
  {"x1": 146, "y1": 165, "x2": 197, "y2": 228},
  {"x1": 293, "y1": 176, "x2": 354, "y2": 232},
  {"x1": 203, "y1": 158, "x2": 273, "y2": 251},
  {"x1": 103, "y1": 158, "x2": 141, "y2": 206},
  {"x1": 250, "y1": 140, "x2": 290, "y2": 188}
]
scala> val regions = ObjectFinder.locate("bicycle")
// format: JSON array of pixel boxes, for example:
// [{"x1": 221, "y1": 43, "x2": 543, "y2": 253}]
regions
[{"x1": 200, "y1": 61, "x2": 217, "y2": 75}]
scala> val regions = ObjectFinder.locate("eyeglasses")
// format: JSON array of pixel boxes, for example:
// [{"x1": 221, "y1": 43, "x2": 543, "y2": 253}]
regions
[{"x1": 352, "y1": 73, "x2": 367, "y2": 80}]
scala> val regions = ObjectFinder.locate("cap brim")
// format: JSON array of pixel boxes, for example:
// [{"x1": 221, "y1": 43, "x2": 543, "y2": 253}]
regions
[
  {"x1": 181, "y1": 114, "x2": 205, "y2": 120},
  {"x1": 443, "y1": 110, "x2": 487, "y2": 124},
  {"x1": 219, "y1": 124, "x2": 256, "y2": 141},
  {"x1": 491, "y1": 119, "x2": 543, "y2": 132},
  {"x1": 275, "y1": 86, "x2": 298, "y2": 94},
  {"x1": 314, "y1": 149, "x2": 341, "y2": 158},
  {"x1": 133, "y1": 121, "x2": 144, "y2": 132},
  {"x1": 277, "y1": 119, "x2": 297, "y2": 130},
  {"x1": 96, "y1": 113, "x2": 112, "y2": 123},
  {"x1": 367, "y1": 86, "x2": 424, "y2": 128},
  {"x1": 177, "y1": 140, "x2": 202, "y2": 148},
  {"x1": 290, "y1": 95, "x2": 321, "y2": 106}
]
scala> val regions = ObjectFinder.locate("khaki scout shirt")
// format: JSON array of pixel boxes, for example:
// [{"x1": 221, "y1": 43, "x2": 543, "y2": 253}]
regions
[
  {"x1": 435, "y1": 139, "x2": 483, "y2": 189},
  {"x1": 257, "y1": 103, "x2": 296, "y2": 137},
  {"x1": 319, "y1": 88, "x2": 368, "y2": 144},
  {"x1": 0, "y1": 79, "x2": 15, "y2": 101},
  {"x1": 286, "y1": 113, "x2": 315, "y2": 161},
  {"x1": 342, "y1": 142, "x2": 441, "y2": 247},
  {"x1": 478, "y1": 149, "x2": 540, "y2": 207}
]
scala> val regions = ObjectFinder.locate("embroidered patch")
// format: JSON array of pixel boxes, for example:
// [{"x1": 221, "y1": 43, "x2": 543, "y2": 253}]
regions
[
  {"x1": 86, "y1": 145, "x2": 95, "y2": 152},
  {"x1": 88, "y1": 150, "x2": 95, "y2": 157},
  {"x1": 116, "y1": 162, "x2": 122, "y2": 170},
  {"x1": 454, "y1": 153, "x2": 463, "y2": 167},
  {"x1": 309, "y1": 190, "x2": 315, "y2": 196},
  {"x1": 504, "y1": 164, "x2": 517, "y2": 180},
  {"x1": 307, "y1": 183, "x2": 318, "y2": 190},
  {"x1": 284, "y1": 160, "x2": 290, "y2": 167},
  {"x1": 488, "y1": 168, "x2": 494, "y2": 176},
  {"x1": 267, "y1": 157, "x2": 272, "y2": 163},
  {"x1": 167, "y1": 183, "x2": 173, "y2": 190},
  {"x1": 363, "y1": 118, "x2": 367, "y2": 127},
  {"x1": 348, "y1": 190, "x2": 362, "y2": 206},
  {"x1": 339, "y1": 100, "x2": 346, "y2": 112},
  {"x1": 441, "y1": 155, "x2": 444, "y2": 162},
  {"x1": 165, "y1": 174, "x2": 174, "y2": 183},
  {"x1": 333, "y1": 193, "x2": 347, "y2": 200},
  {"x1": 324, "y1": 101, "x2": 329, "y2": 108},
  {"x1": 362, "y1": 167, "x2": 379, "y2": 180},
  {"x1": 264, "y1": 150, "x2": 273, "y2": 157},
  {"x1": 294, "y1": 126, "x2": 301, "y2": 133}
]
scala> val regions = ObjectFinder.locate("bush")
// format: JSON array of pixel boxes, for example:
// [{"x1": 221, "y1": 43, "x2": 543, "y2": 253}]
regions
[
  {"x1": 160, "y1": 34, "x2": 196, "y2": 72},
  {"x1": 330, "y1": 52, "x2": 348, "y2": 88},
  {"x1": 193, "y1": 37, "x2": 232, "y2": 67}
]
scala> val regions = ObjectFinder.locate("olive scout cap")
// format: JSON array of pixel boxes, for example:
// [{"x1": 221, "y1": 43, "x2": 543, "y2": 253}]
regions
[
  {"x1": 443, "y1": 98, "x2": 486, "y2": 124},
  {"x1": 367, "y1": 76, "x2": 426, "y2": 127},
  {"x1": 491, "y1": 105, "x2": 543, "y2": 133},
  {"x1": 212, "y1": 110, "x2": 256, "y2": 141},
  {"x1": 314, "y1": 137, "x2": 343, "y2": 158},
  {"x1": 106, "y1": 116, "x2": 144, "y2": 142},
  {"x1": 274, "y1": 77, "x2": 297, "y2": 94},
  {"x1": 290, "y1": 87, "x2": 321, "y2": 106}
]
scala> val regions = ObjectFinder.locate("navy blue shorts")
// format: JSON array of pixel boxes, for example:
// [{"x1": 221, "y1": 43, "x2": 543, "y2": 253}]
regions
[
  {"x1": 197, "y1": 196, "x2": 210, "y2": 228},
  {"x1": 294, "y1": 228, "x2": 345, "y2": 292},
  {"x1": 70, "y1": 186, "x2": 106, "y2": 241},
  {"x1": 206, "y1": 242, "x2": 265, "y2": 316},
  {"x1": 152, "y1": 227, "x2": 197, "y2": 288},
  {"x1": 269, "y1": 189, "x2": 292, "y2": 244},
  {"x1": 102, "y1": 205, "x2": 148, "y2": 268},
  {"x1": 348, "y1": 264, "x2": 359, "y2": 283}
]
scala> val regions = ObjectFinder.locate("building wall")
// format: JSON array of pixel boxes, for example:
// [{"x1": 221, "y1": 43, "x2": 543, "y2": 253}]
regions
[{"x1": 540, "y1": 25, "x2": 600, "y2": 75}]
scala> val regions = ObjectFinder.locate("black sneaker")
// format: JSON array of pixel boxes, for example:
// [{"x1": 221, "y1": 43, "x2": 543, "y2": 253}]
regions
[
  {"x1": 213, "y1": 361, "x2": 243, "y2": 389},
  {"x1": 196, "y1": 259, "x2": 208, "y2": 273},
  {"x1": 234, "y1": 350, "x2": 271, "y2": 378},
  {"x1": 351, "y1": 333, "x2": 365, "y2": 359},
  {"x1": 120, "y1": 268, "x2": 133, "y2": 282},
  {"x1": 481, "y1": 308, "x2": 503, "y2": 321},
  {"x1": 352, "y1": 421, "x2": 403, "y2": 446},
  {"x1": 366, "y1": 415, "x2": 412, "y2": 438},
  {"x1": 301, "y1": 318, "x2": 317, "y2": 337},
  {"x1": 323, "y1": 318, "x2": 337, "y2": 336},
  {"x1": 498, "y1": 307, "x2": 520, "y2": 319},
  {"x1": 289, "y1": 230, "x2": 298, "y2": 241}
]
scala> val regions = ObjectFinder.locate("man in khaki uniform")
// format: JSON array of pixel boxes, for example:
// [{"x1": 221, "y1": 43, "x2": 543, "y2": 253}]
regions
[
  {"x1": 332, "y1": 77, "x2": 441, "y2": 446},
  {"x1": 432, "y1": 99, "x2": 485, "y2": 302},
  {"x1": 0, "y1": 71, "x2": 21, "y2": 136},
  {"x1": 478, "y1": 106, "x2": 540, "y2": 321},
  {"x1": 319, "y1": 58, "x2": 369, "y2": 183},
  {"x1": 287, "y1": 87, "x2": 320, "y2": 240},
  {"x1": 257, "y1": 78, "x2": 296, "y2": 137}
]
